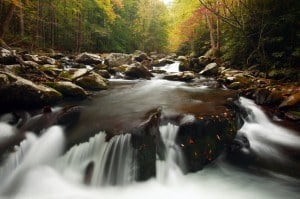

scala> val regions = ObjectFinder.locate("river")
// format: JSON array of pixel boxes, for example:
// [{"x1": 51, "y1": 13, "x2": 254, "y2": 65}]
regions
[{"x1": 0, "y1": 62, "x2": 299, "y2": 199}]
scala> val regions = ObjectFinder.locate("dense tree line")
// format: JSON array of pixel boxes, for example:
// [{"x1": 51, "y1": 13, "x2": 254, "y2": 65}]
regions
[
  {"x1": 169, "y1": 0, "x2": 300, "y2": 69},
  {"x1": 0, "y1": 0, "x2": 168, "y2": 53}
]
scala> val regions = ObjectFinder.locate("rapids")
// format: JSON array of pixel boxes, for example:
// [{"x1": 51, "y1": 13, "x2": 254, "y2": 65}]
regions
[{"x1": 0, "y1": 64, "x2": 299, "y2": 198}]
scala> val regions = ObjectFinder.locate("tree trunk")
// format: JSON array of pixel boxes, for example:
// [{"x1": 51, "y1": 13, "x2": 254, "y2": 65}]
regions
[
  {"x1": 0, "y1": 3, "x2": 16, "y2": 39},
  {"x1": 19, "y1": 0, "x2": 24, "y2": 38},
  {"x1": 206, "y1": 13, "x2": 216, "y2": 49}
]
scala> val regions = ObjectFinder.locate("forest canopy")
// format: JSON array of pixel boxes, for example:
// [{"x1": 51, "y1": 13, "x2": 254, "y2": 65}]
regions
[{"x1": 0, "y1": 0, "x2": 299, "y2": 69}]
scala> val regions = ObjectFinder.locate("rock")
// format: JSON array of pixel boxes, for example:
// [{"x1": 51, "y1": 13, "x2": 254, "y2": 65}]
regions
[
  {"x1": 131, "y1": 108, "x2": 164, "y2": 181},
  {"x1": 97, "y1": 70, "x2": 111, "y2": 79},
  {"x1": 279, "y1": 92, "x2": 300, "y2": 109},
  {"x1": 75, "y1": 52, "x2": 103, "y2": 65},
  {"x1": 0, "y1": 72, "x2": 62, "y2": 111},
  {"x1": 163, "y1": 71, "x2": 195, "y2": 82},
  {"x1": 105, "y1": 53, "x2": 132, "y2": 67},
  {"x1": 23, "y1": 54, "x2": 40, "y2": 62},
  {"x1": 199, "y1": 63, "x2": 219, "y2": 76},
  {"x1": 254, "y1": 88, "x2": 271, "y2": 105},
  {"x1": 0, "y1": 48, "x2": 17, "y2": 65},
  {"x1": 176, "y1": 111, "x2": 238, "y2": 172},
  {"x1": 265, "y1": 90, "x2": 284, "y2": 106},
  {"x1": 124, "y1": 63, "x2": 154, "y2": 80},
  {"x1": 177, "y1": 56, "x2": 188, "y2": 63},
  {"x1": 152, "y1": 59, "x2": 175, "y2": 67},
  {"x1": 133, "y1": 52, "x2": 150, "y2": 62},
  {"x1": 40, "y1": 64, "x2": 62, "y2": 77},
  {"x1": 23, "y1": 61, "x2": 39, "y2": 68},
  {"x1": 110, "y1": 64, "x2": 129, "y2": 74},
  {"x1": 38, "y1": 56, "x2": 56, "y2": 65},
  {"x1": 227, "y1": 82, "x2": 242, "y2": 90},
  {"x1": 59, "y1": 68, "x2": 89, "y2": 81},
  {"x1": 285, "y1": 111, "x2": 300, "y2": 121},
  {"x1": 198, "y1": 56, "x2": 211, "y2": 67},
  {"x1": 75, "y1": 72, "x2": 108, "y2": 90},
  {"x1": 44, "y1": 81, "x2": 87, "y2": 99},
  {"x1": 179, "y1": 62, "x2": 190, "y2": 72}
]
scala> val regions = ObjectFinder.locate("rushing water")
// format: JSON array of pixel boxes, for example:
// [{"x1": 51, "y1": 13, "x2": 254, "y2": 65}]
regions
[{"x1": 0, "y1": 72, "x2": 299, "y2": 198}]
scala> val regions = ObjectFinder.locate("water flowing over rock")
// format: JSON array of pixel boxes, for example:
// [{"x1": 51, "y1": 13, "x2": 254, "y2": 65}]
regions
[{"x1": 55, "y1": 132, "x2": 136, "y2": 186}]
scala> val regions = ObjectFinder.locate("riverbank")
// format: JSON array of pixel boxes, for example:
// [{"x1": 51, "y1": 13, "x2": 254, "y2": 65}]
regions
[{"x1": 1, "y1": 47, "x2": 299, "y2": 124}]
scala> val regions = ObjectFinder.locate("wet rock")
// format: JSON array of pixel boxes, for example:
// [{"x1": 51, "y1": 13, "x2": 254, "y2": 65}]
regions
[
  {"x1": 124, "y1": 63, "x2": 154, "y2": 80},
  {"x1": 163, "y1": 71, "x2": 195, "y2": 82},
  {"x1": 265, "y1": 90, "x2": 284, "y2": 106},
  {"x1": 178, "y1": 56, "x2": 190, "y2": 72},
  {"x1": 0, "y1": 48, "x2": 17, "y2": 65},
  {"x1": 176, "y1": 111, "x2": 238, "y2": 172},
  {"x1": 199, "y1": 63, "x2": 219, "y2": 76},
  {"x1": 75, "y1": 52, "x2": 103, "y2": 65},
  {"x1": 131, "y1": 108, "x2": 164, "y2": 181},
  {"x1": 0, "y1": 72, "x2": 62, "y2": 111},
  {"x1": 84, "y1": 161, "x2": 95, "y2": 185},
  {"x1": 105, "y1": 53, "x2": 132, "y2": 67},
  {"x1": 110, "y1": 64, "x2": 129, "y2": 74},
  {"x1": 44, "y1": 81, "x2": 87, "y2": 99},
  {"x1": 75, "y1": 72, "x2": 108, "y2": 90},
  {"x1": 285, "y1": 111, "x2": 300, "y2": 121}
]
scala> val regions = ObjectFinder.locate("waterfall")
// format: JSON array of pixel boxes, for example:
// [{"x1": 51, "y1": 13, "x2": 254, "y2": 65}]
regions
[
  {"x1": 55, "y1": 133, "x2": 136, "y2": 186},
  {"x1": 156, "y1": 123, "x2": 185, "y2": 183},
  {"x1": 238, "y1": 97, "x2": 300, "y2": 161},
  {"x1": 0, "y1": 126, "x2": 65, "y2": 195}
]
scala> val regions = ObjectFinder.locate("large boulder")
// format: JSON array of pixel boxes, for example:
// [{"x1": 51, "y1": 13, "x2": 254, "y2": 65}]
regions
[
  {"x1": 75, "y1": 52, "x2": 103, "y2": 65},
  {"x1": 0, "y1": 72, "x2": 62, "y2": 111},
  {"x1": 44, "y1": 81, "x2": 87, "y2": 99},
  {"x1": 75, "y1": 72, "x2": 108, "y2": 90},
  {"x1": 124, "y1": 63, "x2": 154, "y2": 80},
  {"x1": 163, "y1": 71, "x2": 195, "y2": 82},
  {"x1": 105, "y1": 53, "x2": 132, "y2": 67},
  {"x1": 0, "y1": 48, "x2": 17, "y2": 65},
  {"x1": 176, "y1": 113, "x2": 238, "y2": 172},
  {"x1": 199, "y1": 63, "x2": 219, "y2": 76}
]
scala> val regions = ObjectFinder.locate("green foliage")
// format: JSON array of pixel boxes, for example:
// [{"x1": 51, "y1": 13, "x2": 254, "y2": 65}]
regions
[{"x1": 1, "y1": 0, "x2": 169, "y2": 53}]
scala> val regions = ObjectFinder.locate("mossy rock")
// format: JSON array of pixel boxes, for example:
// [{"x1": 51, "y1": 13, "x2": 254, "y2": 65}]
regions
[
  {"x1": 75, "y1": 72, "x2": 108, "y2": 91},
  {"x1": 0, "y1": 72, "x2": 62, "y2": 111},
  {"x1": 45, "y1": 81, "x2": 87, "y2": 99}
]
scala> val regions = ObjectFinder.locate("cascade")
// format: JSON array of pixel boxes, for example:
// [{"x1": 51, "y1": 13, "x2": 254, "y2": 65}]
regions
[{"x1": 55, "y1": 133, "x2": 136, "y2": 186}]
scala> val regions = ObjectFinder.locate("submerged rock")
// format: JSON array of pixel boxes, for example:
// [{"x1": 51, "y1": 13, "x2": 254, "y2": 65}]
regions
[{"x1": 0, "y1": 72, "x2": 62, "y2": 111}]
